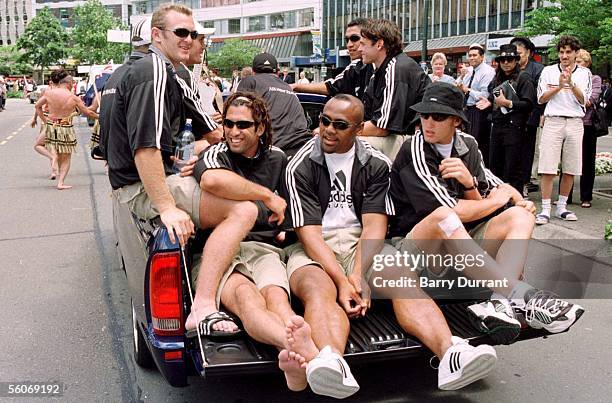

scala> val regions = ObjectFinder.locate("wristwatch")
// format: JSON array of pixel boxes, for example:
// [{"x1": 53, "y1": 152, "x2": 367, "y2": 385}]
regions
[{"x1": 464, "y1": 176, "x2": 478, "y2": 191}]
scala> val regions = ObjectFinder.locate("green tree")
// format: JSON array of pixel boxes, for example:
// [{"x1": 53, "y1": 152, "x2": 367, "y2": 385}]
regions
[
  {"x1": 16, "y1": 7, "x2": 68, "y2": 81},
  {"x1": 71, "y1": 0, "x2": 130, "y2": 64},
  {"x1": 520, "y1": 0, "x2": 611, "y2": 68},
  {"x1": 0, "y1": 45, "x2": 33, "y2": 76},
  {"x1": 207, "y1": 39, "x2": 261, "y2": 77}
]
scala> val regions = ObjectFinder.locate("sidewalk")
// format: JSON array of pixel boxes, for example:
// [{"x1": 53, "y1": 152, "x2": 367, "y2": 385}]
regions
[{"x1": 529, "y1": 133, "x2": 612, "y2": 240}]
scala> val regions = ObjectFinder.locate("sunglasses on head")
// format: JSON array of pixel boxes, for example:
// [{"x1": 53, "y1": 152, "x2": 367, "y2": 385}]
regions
[
  {"x1": 345, "y1": 34, "x2": 361, "y2": 43},
  {"x1": 224, "y1": 119, "x2": 256, "y2": 129},
  {"x1": 161, "y1": 27, "x2": 199, "y2": 40},
  {"x1": 419, "y1": 113, "x2": 452, "y2": 122},
  {"x1": 320, "y1": 114, "x2": 357, "y2": 131}
]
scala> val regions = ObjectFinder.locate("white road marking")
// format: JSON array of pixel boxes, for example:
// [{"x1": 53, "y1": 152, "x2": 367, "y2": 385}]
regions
[
  {"x1": 6, "y1": 136, "x2": 13, "y2": 140},
  {"x1": 0, "y1": 141, "x2": 7, "y2": 145}
]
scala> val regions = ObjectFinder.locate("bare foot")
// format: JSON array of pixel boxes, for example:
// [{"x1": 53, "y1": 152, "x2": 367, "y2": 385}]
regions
[
  {"x1": 57, "y1": 184, "x2": 73, "y2": 190},
  {"x1": 278, "y1": 349, "x2": 307, "y2": 392},
  {"x1": 185, "y1": 304, "x2": 239, "y2": 333},
  {"x1": 286, "y1": 315, "x2": 319, "y2": 362}
]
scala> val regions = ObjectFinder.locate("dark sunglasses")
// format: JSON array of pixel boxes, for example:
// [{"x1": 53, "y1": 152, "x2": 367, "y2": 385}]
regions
[
  {"x1": 498, "y1": 57, "x2": 517, "y2": 63},
  {"x1": 320, "y1": 114, "x2": 357, "y2": 130},
  {"x1": 345, "y1": 34, "x2": 361, "y2": 43},
  {"x1": 224, "y1": 119, "x2": 256, "y2": 129},
  {"x1": 419, "y1": 113, "x2": 452, "y2": 122},
  {"x1": 161, "y1": 27, "x2": 199, "y2": 40}
]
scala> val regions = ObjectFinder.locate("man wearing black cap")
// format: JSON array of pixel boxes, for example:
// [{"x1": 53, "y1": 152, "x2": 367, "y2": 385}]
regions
[
  {"x1": 459, "y1": 43, "x2": 495, "y2": 164},
  {"x1": 388, "y1": 82, "x2": 584, "y2": 347},
  {"x1": 237, "y1": 52, "x2": 312, "y2": 157},
  {"x1": 510, "y1": 36, "x2": 544, "y2": 195}
]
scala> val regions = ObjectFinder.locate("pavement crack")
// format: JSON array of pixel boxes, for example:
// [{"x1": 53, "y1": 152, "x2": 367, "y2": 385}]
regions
[{"x1": 0, "y1": 230, "x2": 95, "y2": 242}]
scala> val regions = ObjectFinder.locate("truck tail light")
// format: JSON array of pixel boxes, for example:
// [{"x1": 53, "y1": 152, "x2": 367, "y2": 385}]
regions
[{"x1": 149, "y1": 252, "x2": 184, "y2": 336}]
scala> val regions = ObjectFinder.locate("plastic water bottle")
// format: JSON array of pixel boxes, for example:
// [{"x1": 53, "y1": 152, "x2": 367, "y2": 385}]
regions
[{"x1": 173, "y1": 119, "x2": 195, "y2": 174}]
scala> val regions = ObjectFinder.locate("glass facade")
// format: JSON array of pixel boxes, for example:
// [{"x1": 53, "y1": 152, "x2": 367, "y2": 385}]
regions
[{"x1": 323, "y1": 0, "x2": 537, "y2": 51}]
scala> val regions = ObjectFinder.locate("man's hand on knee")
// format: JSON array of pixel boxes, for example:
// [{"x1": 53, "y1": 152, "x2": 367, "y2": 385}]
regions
[
  {"x1": 160, "y1": 206, "x2": 195, "y2": 246},
  {"x1": 515, "y1": 200, "x2": 536, "y2": 214}
]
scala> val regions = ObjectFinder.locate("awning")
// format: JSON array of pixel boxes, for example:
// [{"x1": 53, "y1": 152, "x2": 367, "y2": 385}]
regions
[
  {"x1": 404, "y1": 30, "x2": 517, "y2": 56},
  {"x1": 209, "y1": 34, "x2": 301, "y2": 63}
]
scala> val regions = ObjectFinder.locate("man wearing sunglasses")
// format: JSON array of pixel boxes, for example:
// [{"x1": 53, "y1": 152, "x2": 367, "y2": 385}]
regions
[
  {"x1": 107, "y1": 4, "x2": 250, "y2": 336},
  {"x1": 357, "y1": 19, "x2": 430, "y2": 160},
  {"x1": 284, "y1": 94, "x2": 396, "y2": 398},
  {"x1": 291, "y1": 18, "x2": 373, "y2": 100},
  {"x1": 388, "y1": 82, "x2": 583, "y2": 350}
]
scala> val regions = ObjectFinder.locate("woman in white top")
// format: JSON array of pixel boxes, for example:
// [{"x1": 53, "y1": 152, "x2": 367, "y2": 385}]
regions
[
  {"x1": 297, "y1": 71, "x2": 310, "y2": 84},
  {"x1": 428, "y1": 53, "x2": 455, "y2": 84}
]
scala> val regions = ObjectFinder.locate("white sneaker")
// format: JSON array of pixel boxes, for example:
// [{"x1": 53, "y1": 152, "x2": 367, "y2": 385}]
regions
[
  {"x1": 438, "y1": 336, "x2": 497, "y2": 390},
  {"x1": 522, "y1": 290, "x2": 585, "y2": 333},
  {"x1": 306, "y1": 346, "x2": 360, "y2": 399},
  {"x1": 467, "y1": 299, "x2": 521, "y2": 344}
]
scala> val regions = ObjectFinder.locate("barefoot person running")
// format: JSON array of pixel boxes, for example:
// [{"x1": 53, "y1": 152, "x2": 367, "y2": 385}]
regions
[{"x1": 35, "y1": 69, "x2": 98, "y2": 189}]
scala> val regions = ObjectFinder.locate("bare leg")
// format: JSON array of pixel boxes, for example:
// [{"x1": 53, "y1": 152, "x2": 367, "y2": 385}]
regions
[
  {"x1": 559, "y1": 173, "x2": 574, "y2": 197},
  {"x1": 540, "y1": 173, "x2": 555, "y2": 200},
  {"x1": 480, "y1": 207, "x2": 535, "y2": 280},
  {"x1": 220, "y1": 274, "x2": 307, "y2": 391},
  {"x1": 57, "y1": 153, "x2": 72, "y2": 190},
  {"x1": 185, "y1": 192, "x2": 257, "y2": 332},
  {"x1": 393, "y1": 299, "x2": 453, "y2": 359},
  {"x1": 261, "y1": 285, "x2": 295, "y2": 325},
  {"x1": 34, "y1": 129, "x2": 57, "y2": 178},
  {"x1": 290, "y1": 267, "x2": 349, "y2": 355}
]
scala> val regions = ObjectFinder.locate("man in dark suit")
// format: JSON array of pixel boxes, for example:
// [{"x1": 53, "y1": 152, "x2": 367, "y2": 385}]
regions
[{"x1": 281, "y1": 67, "x2": 295, "y2": 84}]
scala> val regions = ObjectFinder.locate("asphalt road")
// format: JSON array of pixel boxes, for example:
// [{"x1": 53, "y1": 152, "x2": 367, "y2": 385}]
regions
[{"x1": 0, "y1": 98, "x2": 611, "y2": 402}]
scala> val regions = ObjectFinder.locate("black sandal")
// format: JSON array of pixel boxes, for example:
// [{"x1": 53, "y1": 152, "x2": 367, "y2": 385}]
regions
[{"x1": 186, "y1": 311, "x2": 242, "y2": 339}]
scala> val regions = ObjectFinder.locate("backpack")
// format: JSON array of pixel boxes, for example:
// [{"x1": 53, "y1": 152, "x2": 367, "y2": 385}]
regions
[{"x1": 593, "y1": 87, "x2": 611, "y2": 137}]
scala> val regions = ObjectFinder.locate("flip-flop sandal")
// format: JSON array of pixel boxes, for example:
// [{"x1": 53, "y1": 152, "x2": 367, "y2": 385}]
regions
[
  {"x1": 186, "y1": 311, "x2": 243, "y2": 340},
  {"x1": 581, "y1": 202, "x2": 592, "y2": 208},
  {"x1": 557, "y1": 211, "x2": 577, "y2": 221},
  {"x1": 535, "y1": 214, "x2": 550, "y2": 225}
]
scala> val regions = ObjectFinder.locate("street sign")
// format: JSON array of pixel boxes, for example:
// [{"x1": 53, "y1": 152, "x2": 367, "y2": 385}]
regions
[
  {"x1": 320, "y1": 66, "x2": 327, "y2": 74},
  {"x1": 107, "y1": 29, "x2": 131, "y2": 44}
]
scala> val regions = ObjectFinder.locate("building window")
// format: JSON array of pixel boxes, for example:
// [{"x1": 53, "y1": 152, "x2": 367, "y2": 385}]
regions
[
  {"x1": 228, "y1": 18, "x2": 240, "y2": 34},
  {"x1": 203, "y1": 21, "x2": 214, "y2": 28},
  {"x1": 299, "y1": 8, "x2": 314, "y2": 27},
  {"x1": 248, "y1": 16, "x2": 265, "y2": 32}
]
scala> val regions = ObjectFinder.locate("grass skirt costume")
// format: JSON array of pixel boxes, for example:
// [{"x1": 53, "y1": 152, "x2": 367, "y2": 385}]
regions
[{"x1": 45, "y1": 114, "x2": 77, "y2": 154}]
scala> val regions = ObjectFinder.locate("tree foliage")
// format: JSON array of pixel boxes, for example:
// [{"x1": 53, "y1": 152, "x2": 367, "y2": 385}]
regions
[
  {"x1": 520, "y1": 0, "x2": 611, "y2": 67},
  {"x1": 71, "y1": 0, "x2": 130, "y2": 64},
  {"x1": 207, "y1": 39, "x2": 261, "y2": 77},
  {"x1": 16, "y1": 7, "x2": 68, "y2": 76},
  {"x1": 0, "y1": 45, "x2": 33, "y2": 76}
]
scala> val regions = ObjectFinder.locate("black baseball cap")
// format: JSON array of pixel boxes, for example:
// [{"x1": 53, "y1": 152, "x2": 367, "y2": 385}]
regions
[
  {"x1": 252, "y1": 53, "x2": 278, "y2": 73},
  {"x1": 410, "y1": 83, "x2": 469, "y2": 123}
]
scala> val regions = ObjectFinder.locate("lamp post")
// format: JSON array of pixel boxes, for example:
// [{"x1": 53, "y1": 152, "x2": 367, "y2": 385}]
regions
[{"x1": 421, "y1": 0, "x2": 430, "y2": 63}]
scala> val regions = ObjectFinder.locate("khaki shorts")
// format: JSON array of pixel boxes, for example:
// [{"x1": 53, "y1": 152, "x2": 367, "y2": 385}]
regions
[
  {"x1": 538, "y1": 116, "x2": 584, "y2": 175},
  {"x1": 285, "y1": 227, "x2": 397, "y2": 281},
  {"x1": 191, "y1": 241, "x2": 289, "y2": 308},
  {"x1": 359, "y1": 134, "x2": 407, "y2": 161},
  {"x1": 113, "y1": 174, "x2": 202, "y2": 228}
]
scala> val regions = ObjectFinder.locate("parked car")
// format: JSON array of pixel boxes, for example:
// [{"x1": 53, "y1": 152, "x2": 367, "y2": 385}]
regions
[
  {"x1": 116, "y1": 94, "x2": 553, "y2": 387},
  {"x1": 28, "y1": 85, "x2": 47, "y2": 104}
]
